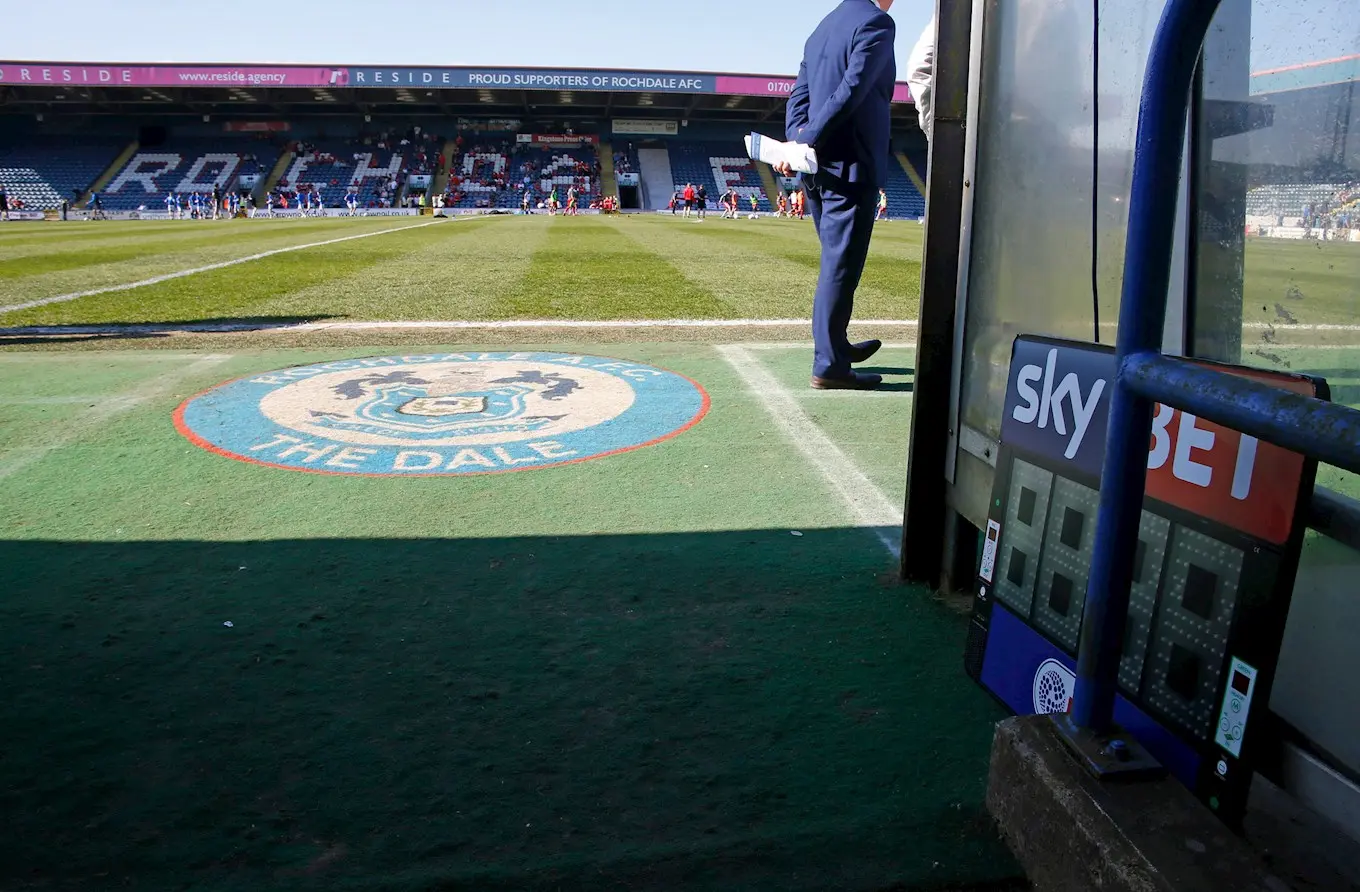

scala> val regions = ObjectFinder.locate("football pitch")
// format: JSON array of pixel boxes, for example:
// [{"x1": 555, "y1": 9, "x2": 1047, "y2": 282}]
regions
[
  {"x1": 1, "y1": 214, "x2": 1357, "y2": 891},
  {"x1": 0, "y1": 214, "x2": 928, "y2": 328}
]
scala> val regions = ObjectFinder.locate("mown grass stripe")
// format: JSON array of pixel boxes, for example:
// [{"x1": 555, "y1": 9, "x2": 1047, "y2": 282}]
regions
[
  {"x1": 0, "y1": 219, "x2": 451, "y2": 317},
  {"x1": 498, "y1": 217, "x2": 733, "y2": 319},
  {"x1": 616, "y1": 215, "x2": 922, "y2": 320},
  {"x1": 0, "y1": 221, "x2": 451, "y2": 296},
  {"x1": 613, "y1": 218, "x2": 820, "y2": 318},
  {"x1": 255, "y1": 215, "x2": 538, "y2": 321},
  {"x1": 0, "y1": 223, "x2": 472, "y2": 327},
  {"x1": 0, "y1": 219, "x2": 411, "y2": 265}
]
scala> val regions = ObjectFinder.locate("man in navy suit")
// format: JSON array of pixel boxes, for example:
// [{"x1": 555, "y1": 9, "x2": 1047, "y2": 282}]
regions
[{"x1": 780, "y1": 0, "x2": 897, "y2": 390}]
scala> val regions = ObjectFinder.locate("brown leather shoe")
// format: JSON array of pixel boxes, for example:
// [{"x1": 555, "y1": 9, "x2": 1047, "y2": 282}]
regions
[{"x1": 810, "y1": 372, "x2": 883, "y2": 390}]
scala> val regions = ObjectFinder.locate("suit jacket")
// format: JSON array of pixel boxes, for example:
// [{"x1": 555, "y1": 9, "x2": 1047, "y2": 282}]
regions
[{"x1": 786, "y1": 0, "x2": 897, "y2": 187}]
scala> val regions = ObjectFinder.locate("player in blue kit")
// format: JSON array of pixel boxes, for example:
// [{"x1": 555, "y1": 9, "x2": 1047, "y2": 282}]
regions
[
  {"x1": 345, "y1": 189, "x2": 358, "y2": 216},
  {"x1": 312, "y1": 190, "x2": 324, "y2": 216}
]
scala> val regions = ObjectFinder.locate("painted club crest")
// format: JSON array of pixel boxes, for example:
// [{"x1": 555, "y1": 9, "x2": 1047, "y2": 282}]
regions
[
  {"x1": 308, "y1": 368, "x2": 584, "y2": 439},
  {"x1": 175, "y1": 352, "x2": 709, "y2": 475}
]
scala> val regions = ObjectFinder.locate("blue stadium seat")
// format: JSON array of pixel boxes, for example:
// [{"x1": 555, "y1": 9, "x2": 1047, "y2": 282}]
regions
[
  {"x1": 882, "y1": 156, "x2": 926, "y2": 220},
  {"x1": 444, "y1": 135, "x2": 599, "y2": 210},
  {"x1": 0, "y1": 137, "x2": 123, "y2": 210},
  {"x1": 100, "y1": 139, "x2": 281, "y2": 211},
  {"x1": 280, "y1": 140, "x2": 409, "y2": 209},
  {"x1": 666, "y1": 141, "x2": 768, "y2": 210}
]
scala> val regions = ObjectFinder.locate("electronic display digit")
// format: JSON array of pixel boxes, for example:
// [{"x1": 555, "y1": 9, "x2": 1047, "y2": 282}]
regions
[
  {"x1": 992, "y1": 459, "x2": 1054, "y2": 617},
  {"x1": 1142, "y1": 525, "x2": 1242, "y2": 739},
  {"x1": 1032, "y1": 477, "x2": 1101, "y2": 652},
  {"x1": 1119, "y1": 511, "x2": 1172, "y2": 695}
]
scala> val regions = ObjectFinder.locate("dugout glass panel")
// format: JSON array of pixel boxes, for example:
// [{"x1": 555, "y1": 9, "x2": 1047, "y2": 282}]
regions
[
  {"x1": 1191, "y1": 0, "x2": 1360, "y2": 836},
  {"x1": 950, "y1": 0, "x2": 1187, "y2": 528}
]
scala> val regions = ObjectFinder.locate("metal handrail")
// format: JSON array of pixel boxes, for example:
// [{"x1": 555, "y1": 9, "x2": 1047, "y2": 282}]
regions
[{"x1": 1071, "y1": 0, "x2": 1360, "y2": 732}]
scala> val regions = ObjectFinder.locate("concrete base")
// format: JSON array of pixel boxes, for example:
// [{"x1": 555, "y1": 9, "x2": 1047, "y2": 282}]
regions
[{"x1": 986, "y1": 715, "x2": 1289, "y2": 892}]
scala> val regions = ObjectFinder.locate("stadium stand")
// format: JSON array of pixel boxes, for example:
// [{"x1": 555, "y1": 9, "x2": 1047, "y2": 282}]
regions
[
  {"x1": 0, "y1": 137, "x2": 123, "y2": 210},
  {"x1": 903, "y1": 148, "x2": 928, "y2": 182},
  {"x1": 667, "y1": 140, "x2": 768, "y2": 210},
  {"x1": 444, "y1": 138, "x2": 599, "y2": 210},
  {"x1": 612, "y1": 144, "x2": 640, "y2": 177},
  {"x1": 882, "y1": 160, "x2": 925, "y2": 219},
  {"x1": 0, "y1": 128, "x2": 928, "y2": 217},
  {"x1": 1247, "y1": 182, "x2": 1356, "y2": 222},
  {"x1": 280, "y1": 140, "x2": 410, "y2": 208},
  {"x1": 100, "y1": 139, "x2": 279, "y2": 211}
]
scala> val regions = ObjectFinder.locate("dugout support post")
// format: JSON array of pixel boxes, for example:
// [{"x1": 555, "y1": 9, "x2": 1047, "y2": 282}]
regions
[{"x1": 901, "y1": 0, "x2": 973, "y2": 587}]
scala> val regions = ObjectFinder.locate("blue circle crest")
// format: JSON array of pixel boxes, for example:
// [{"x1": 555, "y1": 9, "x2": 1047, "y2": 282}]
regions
[{"x1": 176, "y1": 352, "x2": 710, "y2": 476}]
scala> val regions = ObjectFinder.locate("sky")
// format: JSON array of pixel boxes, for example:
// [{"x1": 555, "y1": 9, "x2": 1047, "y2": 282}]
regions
[
  {"x1": 4, "y1": 0, "x2": 934, "y2": 78},
  {"x1": 3, "y1": 1, "x2": 1353, "y2": 77}
]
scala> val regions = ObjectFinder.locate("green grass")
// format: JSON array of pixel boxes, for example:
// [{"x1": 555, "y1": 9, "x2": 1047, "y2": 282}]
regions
[
  {"x1": 0, "y1": 343, "x2": 1019, "y2": 891},
  {"x1": 5, "y1": 216, "x2": 1357, "y2": 333},
  {"x1": 1242, "y1": 236, "x2": 1360, "y2": 327},
  {"x1": 2, "y1": 212, "x2": 1360, "y2": 890},
  {"x1": 0, "y1": 215, "x2": 924, "y2": 327}
]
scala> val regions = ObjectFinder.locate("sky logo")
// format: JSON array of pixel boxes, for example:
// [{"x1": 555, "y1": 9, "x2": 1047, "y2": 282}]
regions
[{"x1": 1010, "y1": 347, "x2": 1107, "y2": 460}]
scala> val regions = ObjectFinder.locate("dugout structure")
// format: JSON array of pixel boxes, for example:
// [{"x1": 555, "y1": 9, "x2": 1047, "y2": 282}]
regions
[{"x1": 903, "y1": 0, "x2": 1360, "y2": 844}]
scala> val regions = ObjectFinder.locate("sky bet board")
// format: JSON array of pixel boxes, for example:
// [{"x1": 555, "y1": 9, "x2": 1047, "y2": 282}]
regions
[{"x1": 965, "y1": 335, "x2": 1325, "y2": 829}]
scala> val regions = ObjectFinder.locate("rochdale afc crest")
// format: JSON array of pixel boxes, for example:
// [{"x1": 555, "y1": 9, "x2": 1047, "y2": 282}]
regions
[{"x1": 175, "y1": 352, "x2": 709, "y2": 475}]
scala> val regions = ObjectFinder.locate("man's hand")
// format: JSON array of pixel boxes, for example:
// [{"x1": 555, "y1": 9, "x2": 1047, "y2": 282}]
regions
[{"x1": 773, "y1": 161, "x2": 794, "y2": 176}]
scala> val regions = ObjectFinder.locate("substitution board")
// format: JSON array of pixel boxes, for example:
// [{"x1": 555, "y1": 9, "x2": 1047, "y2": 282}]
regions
[{"x1": 964, "y1": 335, "x2": 1325, "y2": 828}]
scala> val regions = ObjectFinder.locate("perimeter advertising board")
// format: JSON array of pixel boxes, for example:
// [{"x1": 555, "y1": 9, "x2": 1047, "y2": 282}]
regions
[
  {"x1": 612, "y1": 119, "x2": 678, "y2": 136},
  {"x1": 0, "y1": 63, "x2": 342, "y2": 87},
  {"x1": 0, "y1": 62, "x2": 916, "y2": 102},
  {"x1": 966, "y1": 335, "x2": 1324, "y2": 828}
]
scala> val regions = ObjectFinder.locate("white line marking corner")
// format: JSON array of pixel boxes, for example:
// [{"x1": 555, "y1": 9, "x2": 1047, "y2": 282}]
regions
[{"x1": 716, "y1": 344, "x2": 902, "y2": 557}]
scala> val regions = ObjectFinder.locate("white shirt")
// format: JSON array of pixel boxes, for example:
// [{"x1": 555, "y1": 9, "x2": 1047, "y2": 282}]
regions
[{"x1": 905, "y1": 13, "x2": 935, "y2": 139}]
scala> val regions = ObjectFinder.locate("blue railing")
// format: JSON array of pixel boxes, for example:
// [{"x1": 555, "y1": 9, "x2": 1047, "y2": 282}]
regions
[{"x1": 1071, "y1": 0, "x2": 1360, "y2": 732}]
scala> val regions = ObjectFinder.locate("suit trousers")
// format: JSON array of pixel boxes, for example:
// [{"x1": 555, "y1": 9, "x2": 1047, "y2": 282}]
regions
[{"x1": 803, "y1": 173, "x2": 879, "y2": 378}]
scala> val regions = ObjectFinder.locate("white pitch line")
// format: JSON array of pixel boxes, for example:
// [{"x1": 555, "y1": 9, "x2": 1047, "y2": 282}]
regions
[
  {"x1": 717, "y1": 344, "x2": 902, "y2": 557},
  {"x1": 0, "y1": 395, "x2": 126, "y2": 405},
  {"x1": 0, "y1": 318, "x2": 925, "y2": 336},
  {"x1": 282, "y1": 318, "x2": 921, "y2": 331},
  {"x1": 0, "y1": 354, "x2": 231, "y2": 480},
  {"x1": 0, "y1": 352, "x2": 217, "y2": 361},
  {"x1": 741, "y1": 341, "x2": 920, "y2": 350},
  {"x1": 1243, "y1": 322, "x2": 1360, "y2": 331},
  {"x1": 798, "y1": 390, "x2": 908, "y2": 398},
  {"x1": 0, "y1": 219, "x2": 449, "y2": 315}
]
